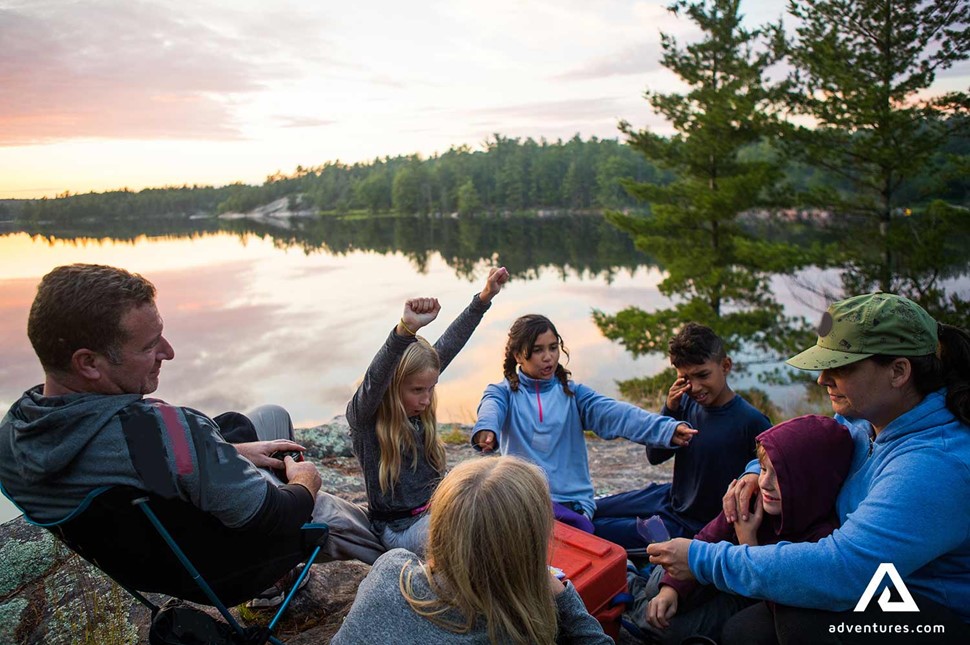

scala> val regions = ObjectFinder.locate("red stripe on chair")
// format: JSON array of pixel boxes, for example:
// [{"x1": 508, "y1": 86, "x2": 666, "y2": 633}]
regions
[{"x1": 154, "y1": 403, "x2": 194, "y2": 476}]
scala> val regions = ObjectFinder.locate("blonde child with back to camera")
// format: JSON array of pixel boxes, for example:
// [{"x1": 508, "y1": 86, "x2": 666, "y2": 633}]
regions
[
  {"x1": 331, "y1": 455, "x2": 614, "y2": 644},
  {"x1": 346, "y1": 266, "x2": 508, "y2": 557}
]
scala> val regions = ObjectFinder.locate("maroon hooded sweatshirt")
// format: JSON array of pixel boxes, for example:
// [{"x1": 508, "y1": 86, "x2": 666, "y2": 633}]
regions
[{"x1": 661, "y1": 414, "x2": 855, "y2": 598}]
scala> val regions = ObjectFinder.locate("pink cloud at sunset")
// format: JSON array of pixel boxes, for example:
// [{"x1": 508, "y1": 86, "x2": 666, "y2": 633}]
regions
[
  {"x1": 0, "y1": 0, "x2": 966, "y2": 198},
  {"x1": 0, "y1": 0, "x2": 348, "y2": 146}
]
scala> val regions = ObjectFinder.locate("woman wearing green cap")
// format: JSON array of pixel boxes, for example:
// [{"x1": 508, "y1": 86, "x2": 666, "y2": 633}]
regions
[{"x1": 646, "y1": 293, "x2": 970, "y2": 642}]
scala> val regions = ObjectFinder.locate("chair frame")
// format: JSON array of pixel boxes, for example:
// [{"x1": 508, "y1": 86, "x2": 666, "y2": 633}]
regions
[{"x1": 3, "y1": 484, "x2": 326, "y2": 645}]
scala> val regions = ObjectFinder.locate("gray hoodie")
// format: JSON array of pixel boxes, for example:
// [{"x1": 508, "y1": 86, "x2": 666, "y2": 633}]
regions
[
  {"x1": 0, "y1": 386, "x2": 268, "y2": 527},
  {"x1": 331, "y1": 548, "x2": 615, "y2": 644}
]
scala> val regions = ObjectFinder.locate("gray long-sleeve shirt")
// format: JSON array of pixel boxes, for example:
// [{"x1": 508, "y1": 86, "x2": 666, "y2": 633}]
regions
[
  {"x1": 346, "y1": 294, "x2": 490, "y2": 529},
  {"x1": 330, "y1": 548, "x2": 615, "y2": 644}
]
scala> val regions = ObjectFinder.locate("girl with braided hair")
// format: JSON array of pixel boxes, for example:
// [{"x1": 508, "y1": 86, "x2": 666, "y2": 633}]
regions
[{"x1": 471, "y1": 314, "x2": 695, "y2": 532}]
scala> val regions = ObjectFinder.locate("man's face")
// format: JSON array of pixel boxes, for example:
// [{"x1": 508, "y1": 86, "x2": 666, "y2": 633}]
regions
[{"x1": 97, "y1": 302, "x2": 175, "y2": 395}]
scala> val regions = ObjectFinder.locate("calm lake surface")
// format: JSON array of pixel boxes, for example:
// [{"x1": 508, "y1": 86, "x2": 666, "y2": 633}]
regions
[{"x1": 1, "y1": 213, "x2": 962, "y2": 523}]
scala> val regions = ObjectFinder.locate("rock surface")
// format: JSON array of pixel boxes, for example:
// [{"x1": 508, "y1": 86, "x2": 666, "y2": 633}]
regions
[{"x1": 0, "y1": 418, "x2": 672, "y2": 644}]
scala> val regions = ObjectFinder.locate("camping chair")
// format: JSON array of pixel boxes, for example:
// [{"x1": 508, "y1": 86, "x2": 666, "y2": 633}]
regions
[{"x1": 4, "y1": 485, "x2": 328, "y2": 645}]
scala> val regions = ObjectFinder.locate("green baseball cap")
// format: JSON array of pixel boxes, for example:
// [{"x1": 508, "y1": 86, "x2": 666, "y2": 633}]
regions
[{"x1": 787, "y1": 293, "x2": 938, "y2": 371}]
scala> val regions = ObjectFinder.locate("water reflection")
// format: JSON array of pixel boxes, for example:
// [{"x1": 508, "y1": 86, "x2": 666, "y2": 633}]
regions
[
  {"x1": 4, "y1": 213, "x2": 964, "y2": 524},
  {"x1": 1, "y1": 214, "x2": 667, "y2": 441}
]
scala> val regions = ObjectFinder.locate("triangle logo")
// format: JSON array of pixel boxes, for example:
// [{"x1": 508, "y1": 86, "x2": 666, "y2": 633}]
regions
[{"x1": 854, "y1": 563, "x2": 920, "y2": 613}]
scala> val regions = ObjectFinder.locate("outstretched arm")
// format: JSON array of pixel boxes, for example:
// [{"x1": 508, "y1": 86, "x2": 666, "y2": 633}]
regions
[
  {"x1": 479, "y1": 266, "x2": 509, "y2": 304},
  {"x1": 471, "y1": 382, "x2": 511, "y2": 452},
  {"x1": 433, "y1": 266, "x2": 508, "y2": 371},
  {"x1": 574, "y1": 384, "x2": 695, "y2": 447},
  {"x1": 689, "y1": 450, "x2": 968, "y2": 611}
]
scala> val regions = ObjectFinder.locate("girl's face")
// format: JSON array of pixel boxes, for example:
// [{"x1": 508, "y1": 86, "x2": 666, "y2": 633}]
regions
[
  {"x1": 514, "y1": 329, "x2": 560, "y2": 380},
  {"x1": 758, "y1": 453, "x2": 782, "y2": 516},
  {"x1": 400, "y1": 368, "x2": 439, "y2": 417}
]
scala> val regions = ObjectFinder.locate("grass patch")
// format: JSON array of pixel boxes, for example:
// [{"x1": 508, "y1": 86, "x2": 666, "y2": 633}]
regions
[{"x1": 439, "y1": 426, "x2": 468, "y2": 445}]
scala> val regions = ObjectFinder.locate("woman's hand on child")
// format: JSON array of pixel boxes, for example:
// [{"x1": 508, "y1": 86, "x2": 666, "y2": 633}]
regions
[
  {"x1": 473, "y1": 430, "x2": 497, "y2": 453},
  {"x1": 399, "y1": 297, "x2": 441, "y2": 336},
  {"x1": 479, "y1": 266, "x2": 510, "y2": 303},
  {"x1": 665, "y1": 377, "x2": 691, "y2": 412},
  {"x1": 647, "y1": 538, "x2": 695, "y2": 581},
  {"x1": 670, "y1": 423, "x2": 698, "y2": 447},
  {"x1": 733, "y1": 494, "x2": 764, "y2": 546},
  {"x1": 646, "y1": 585, "x2": 679, "y2": 630},
  {"x1": 723, "y1": 473, "x2": 761, "y2": 523}
]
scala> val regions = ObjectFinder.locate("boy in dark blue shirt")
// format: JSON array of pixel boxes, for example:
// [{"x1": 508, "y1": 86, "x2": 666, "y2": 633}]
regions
[{"x1": 593, "y1": 323, "x2": 771, "y2": 546}]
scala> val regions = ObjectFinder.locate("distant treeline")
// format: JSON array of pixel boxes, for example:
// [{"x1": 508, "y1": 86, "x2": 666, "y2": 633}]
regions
[
  {"x1": 12, "y1": 136, "x2": 663, "y2": 224},
  {"x1": 222, "y1": 212, "x2": 656, "y2": 281},
  {"x1": 8, "y1": 129, "x2": 969, "y2": 225}
]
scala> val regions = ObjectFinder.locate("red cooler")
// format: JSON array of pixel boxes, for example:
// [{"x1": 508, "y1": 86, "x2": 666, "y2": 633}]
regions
[{"x1": 549, "y1": 520, "x2": 628, "y2": 639}]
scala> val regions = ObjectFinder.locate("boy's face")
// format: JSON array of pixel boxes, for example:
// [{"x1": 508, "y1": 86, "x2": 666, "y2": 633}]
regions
[
  {"x1": 758, "y1": 453, "x2": 782, "y2": 516},
  {"x1": 674, "y1": 357, "x2": 733, "y2": 408}
]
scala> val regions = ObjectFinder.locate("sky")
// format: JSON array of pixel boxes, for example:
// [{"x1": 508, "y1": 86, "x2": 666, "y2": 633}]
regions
[{"x1": 1, "y1": 0, "x2": 968, "y2": 200}]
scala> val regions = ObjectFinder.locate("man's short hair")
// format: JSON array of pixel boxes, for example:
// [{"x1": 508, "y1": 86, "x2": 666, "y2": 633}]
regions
[
  {"x1": 668, "y1": 322, "x2": 727, "y2": 367},
  {"x1": 28, "y1": 264, "x2": 157, "y2": 373}
]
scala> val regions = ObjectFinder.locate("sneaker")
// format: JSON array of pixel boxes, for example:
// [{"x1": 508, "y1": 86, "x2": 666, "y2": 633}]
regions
[{"x1": 246, "y1": 564, "x2": 312, "y2": 609}]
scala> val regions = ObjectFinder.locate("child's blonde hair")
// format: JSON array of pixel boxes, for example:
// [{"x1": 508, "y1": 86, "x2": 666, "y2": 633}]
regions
[
  {"x1": 401, "y1": 456, "x2": 558, "y2": 644},
  {"x1": 375, "y1": 336, "x2": 447, "y2": 494}
]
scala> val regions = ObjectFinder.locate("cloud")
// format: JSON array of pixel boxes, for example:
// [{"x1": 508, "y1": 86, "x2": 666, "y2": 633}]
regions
[
  {"x1": 0, "y1": 0, "x2": 342, "y2": 146},
  {"x1": 468, "y1": 97, "x2": 625, "y2": 123},
  {"x1": 277, "y1": 116, "x2": 337, "y2": 129},
  {"x1": 554, "y1": 43, "x2": 664, "y2": 80}
]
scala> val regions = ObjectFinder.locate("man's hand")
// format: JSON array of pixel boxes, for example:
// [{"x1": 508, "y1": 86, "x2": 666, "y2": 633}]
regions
[
  {"x1": 665, "y1": 376, "x2": 691, "y2": 412},
  {"x1": 733, "y1": 494, "x2": 764, "y2": 546},
  {"x1": 647, "y1": 538, "x2": 695, "y2": 581},
  {"x1": 284, "y1": 456, "x2": 322, "y2": 498},
  {"x1": 234, "y1": 439, "x2": 305, "y2": 471},
  {"x1": 473, "y1": 430, "x2": 497, "y2": 453},
  {"x1": 399, "y1": 297, "x2": 441, "y2": 336},
  {"x1": 670, "y1": 423, "x2": 698, "y2": 447},
  {"x1": 479, "y1": 266, "x2": 510, "y2": 303},
  {"x1": 723, "y1": 473, "x2": 760, "y2": 523},
  {"x1": 647, "y1": 585, "x2": 679, "y2": 630}
]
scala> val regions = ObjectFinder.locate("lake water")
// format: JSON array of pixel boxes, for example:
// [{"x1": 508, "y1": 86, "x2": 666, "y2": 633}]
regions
[{"x1": 0, "y1": 213, "x2": 958, "y2": 524}]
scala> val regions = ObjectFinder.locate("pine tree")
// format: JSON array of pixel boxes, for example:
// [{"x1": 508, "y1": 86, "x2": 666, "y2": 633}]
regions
[
  {"x1": 594, "y1": 0, "x2": 812, "y2": 374},
  {"x1": 783, "y1": 0, "x2": 970, "y2": 323}
]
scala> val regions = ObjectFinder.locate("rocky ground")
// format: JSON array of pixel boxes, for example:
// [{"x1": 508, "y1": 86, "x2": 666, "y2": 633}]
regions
[{"x1": 0, "y1": 418, "x2": 671, "y2": 644}]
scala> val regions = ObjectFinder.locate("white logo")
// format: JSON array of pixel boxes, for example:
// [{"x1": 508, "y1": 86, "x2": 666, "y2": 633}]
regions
[{"x1": 854, "y1": 563, "x2": 920, "y2": 613}]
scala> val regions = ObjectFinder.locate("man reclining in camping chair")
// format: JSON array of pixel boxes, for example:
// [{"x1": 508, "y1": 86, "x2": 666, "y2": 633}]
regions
[{"x1": 0, "y1": 263, "x2": 385, "y2": 611}]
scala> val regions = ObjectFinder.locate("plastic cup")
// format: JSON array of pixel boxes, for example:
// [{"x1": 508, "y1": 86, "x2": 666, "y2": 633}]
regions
[{"x1": 636, "y1": 514, "x2": 671, "y2": 544}]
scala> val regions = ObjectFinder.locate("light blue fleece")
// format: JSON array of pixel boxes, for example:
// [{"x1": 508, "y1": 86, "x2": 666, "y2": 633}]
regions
[
  {"x1": 473, "y1": 371, "x2": 682, "y2": 518},
  {"x1": 688, "y1": 389, "x2": 970, "y2": 621}
]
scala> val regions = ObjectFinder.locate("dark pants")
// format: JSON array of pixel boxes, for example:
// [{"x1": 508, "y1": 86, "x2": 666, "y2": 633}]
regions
[
  {"x1": 592, "y1": 483, "x2": 703, "y2": 548},
  {"x1": 721, "y1": 594, "x2": 970, "y2": 645}
]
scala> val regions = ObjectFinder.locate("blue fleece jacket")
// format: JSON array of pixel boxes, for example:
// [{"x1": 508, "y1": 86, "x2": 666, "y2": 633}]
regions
[
  {"x1": 688, "y1": 390, "x2": 970, "y2": 622},
  {"x1": 472, "y1": 371, "x2": 683, "y2": 518}
]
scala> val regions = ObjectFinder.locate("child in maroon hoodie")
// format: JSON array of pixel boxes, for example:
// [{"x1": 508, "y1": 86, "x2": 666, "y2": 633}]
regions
[{"x1": 627, "y1": 415, "x2": 855, "y2": 645}]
